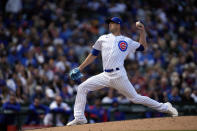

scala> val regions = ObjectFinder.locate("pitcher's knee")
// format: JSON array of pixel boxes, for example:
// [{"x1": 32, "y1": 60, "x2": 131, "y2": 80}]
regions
[{"x1": 77, "y1": 84, "x2": 88, "y2": 94}]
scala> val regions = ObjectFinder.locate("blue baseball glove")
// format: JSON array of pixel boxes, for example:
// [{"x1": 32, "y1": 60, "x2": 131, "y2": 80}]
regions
[{"x1": 69, "y1": 68, "x2": 83, "y2": 80}]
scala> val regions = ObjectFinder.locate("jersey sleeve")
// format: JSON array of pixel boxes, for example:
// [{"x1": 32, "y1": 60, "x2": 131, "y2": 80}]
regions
[
  {"x1": 92, "y1": 36, "x2": 102, "y2": 51},
  {"x1": 129, "y1": 39, "x2": 141, "y2": 53}
]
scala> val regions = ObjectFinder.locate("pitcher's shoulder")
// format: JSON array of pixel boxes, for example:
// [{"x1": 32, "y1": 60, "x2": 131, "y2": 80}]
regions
[
  {"x1": 122, "y1": 35, "x2": 132, "y2": 40},
  {"x1": 120, "y1": 35, "x2": 133, "y2": 43},
  {"x1": 99, "y1": 34, "x2": 111, "y2": 39}
]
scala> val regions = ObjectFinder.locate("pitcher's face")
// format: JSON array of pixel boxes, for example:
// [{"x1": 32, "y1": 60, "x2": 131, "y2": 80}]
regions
[{"x1": 109, "y1": 22, "x2": 120, "y2": 33}]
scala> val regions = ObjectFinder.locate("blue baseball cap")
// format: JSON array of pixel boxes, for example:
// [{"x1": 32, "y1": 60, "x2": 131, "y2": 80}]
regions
[{"x1": 106, "y1": 17, "x2": 122, "y2": 25}]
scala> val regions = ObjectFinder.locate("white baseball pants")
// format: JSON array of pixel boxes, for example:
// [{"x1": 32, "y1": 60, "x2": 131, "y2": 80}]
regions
[{"x1": 74, "y1": 68, "x2": 168, "y2": 118}]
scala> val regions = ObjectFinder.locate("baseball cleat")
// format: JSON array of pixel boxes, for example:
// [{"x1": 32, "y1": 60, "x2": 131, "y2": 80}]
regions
[
  {"x1": 166, "y1": 102, "x2": 178, "y2": 117},
  {"x1": 67, "y1": 118, "x2": 87, "y2": 126}
]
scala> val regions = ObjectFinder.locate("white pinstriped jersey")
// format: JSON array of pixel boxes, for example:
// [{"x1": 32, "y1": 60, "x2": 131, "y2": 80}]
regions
[
  {"x1": 93, "y1": 33, "x2": 140, "y2": 69},
  {"x1": 73, "y1": 33, "x2": 170, "y2": 120}
]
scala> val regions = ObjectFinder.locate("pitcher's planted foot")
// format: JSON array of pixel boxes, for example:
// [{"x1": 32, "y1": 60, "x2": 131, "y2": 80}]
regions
[
  {"x1": 67, "y1": 118, "x2": 87, "y2": 126},
  {"x1": 166, "y1": 102, "x2": 178, "y2": 117}
]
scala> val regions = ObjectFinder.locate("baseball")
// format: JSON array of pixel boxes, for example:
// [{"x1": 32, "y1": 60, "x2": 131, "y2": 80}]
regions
[{"x1": 136, "y1": 21, "x2": 141, "y2": 26}]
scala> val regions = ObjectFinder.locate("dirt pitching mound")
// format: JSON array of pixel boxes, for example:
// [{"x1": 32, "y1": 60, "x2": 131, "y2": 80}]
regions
[{"x1": 29, "y1": 116, "x2": 197, "y2": 131}]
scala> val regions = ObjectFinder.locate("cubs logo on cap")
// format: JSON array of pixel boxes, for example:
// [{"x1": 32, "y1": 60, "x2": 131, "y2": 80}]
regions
[{"x1": 118, "y1": 41, "x2": 128, "y2": 52}]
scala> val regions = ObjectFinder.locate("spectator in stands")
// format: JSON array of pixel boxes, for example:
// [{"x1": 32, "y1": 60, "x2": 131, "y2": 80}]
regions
[
  {"x1": 0, "y1": 94, "x2": 20, "y2": 129},
  {"x1": 60, "y1": 85, "x2": 74, "y2": 102},
  {"x1": 117, "y1": 95, "x2": 130, "y2": 104},
  {"x1": 181, "y1": 87, "x2": 195, "y2": 104},
  {"x1": 107, "y1": 100, "x2": 125, "y2": 121},
  {"x1": 26, "y1": 98, "x2": 49, "y2": 125},
  {"x1": 6, "y1": 74, "x2": 17, "y2": 93},
  {"x1": 86, "y1": 99, "x2": 107, "y2": 123},
  {"x1": 2, "y1": 93, "x2": 20, "y2": 111},
  {"x1": 191, "y1": 88, "x2": 197, "y2": 103},
  {"x1": 15, "y1": 86, "x2": 28, "y2": 104},
  {"x1": 0, "y1": 79, "x2": 9, "y2": 104},
  {"x1": 167, "y1": 87, "x2": 181, "y2": 102},
  {"x1": 102, "y1": 88, "x2": 117, "y2": 104},
  {"x1": 44, "y1": 95, "x2": 71, "y2": 126},
  {"x1": 5, "y1": 0, "x2": 22, "y2": 14},
  {"x1": 31, "y1": 85, "x2": 46, "y2": 103},
  {"x1": 45, "y1": 84, "x2": 60, "y2": 102},
  {"x1": 170, "y1": 72, "x2": 181, "y2": 88}
]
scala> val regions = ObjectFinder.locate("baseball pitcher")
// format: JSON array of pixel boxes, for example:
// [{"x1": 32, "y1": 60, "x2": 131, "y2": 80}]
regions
[{"x1": 67, "y1": 17, "x2": 178, "y2": 126}]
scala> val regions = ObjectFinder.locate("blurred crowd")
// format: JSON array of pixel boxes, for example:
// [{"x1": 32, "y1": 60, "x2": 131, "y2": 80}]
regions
[{"x1": 0, "y1": 0, "x2": 197, "y2": 127}]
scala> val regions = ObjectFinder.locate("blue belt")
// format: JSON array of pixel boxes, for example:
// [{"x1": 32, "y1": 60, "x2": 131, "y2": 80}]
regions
[{"x1": 104, "y1": 68, "x2": 120, "y2": 72}]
